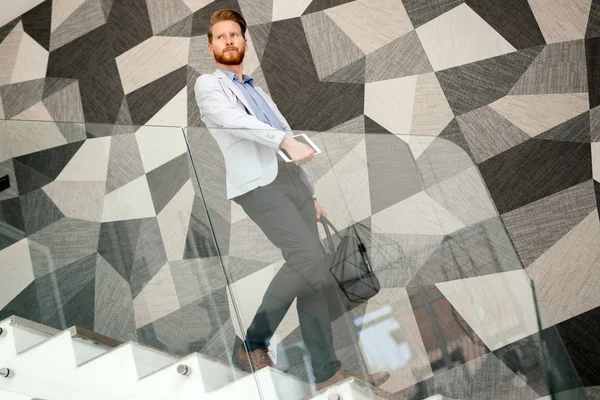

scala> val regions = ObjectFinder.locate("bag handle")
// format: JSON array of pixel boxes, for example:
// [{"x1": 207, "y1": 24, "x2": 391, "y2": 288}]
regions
[
  {"x1": 319, "y1": 216, "x2": 336, "y2": 254},
  {"x1": 319, "y1": 216, "x2": 341, "y2": 237}
]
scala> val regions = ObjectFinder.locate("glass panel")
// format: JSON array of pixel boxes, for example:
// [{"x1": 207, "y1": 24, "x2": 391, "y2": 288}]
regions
[
  {"x1": 185, "y1": 126, "x2": 586, "y2": 400},
  {"x1": 530, "y1": 284, "x2": 588, "y2": 400},
  {"x1": 0, "y1": 120, "x2": 243, "y2": 398},
  {"x1": 0, "y1": 119, "x2": 587, "y2": 399}
]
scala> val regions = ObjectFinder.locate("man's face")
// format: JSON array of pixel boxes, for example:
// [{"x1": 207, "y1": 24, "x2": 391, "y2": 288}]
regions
[{"x1": 209, "y1": 20, "x2": 247, "y2": 66}]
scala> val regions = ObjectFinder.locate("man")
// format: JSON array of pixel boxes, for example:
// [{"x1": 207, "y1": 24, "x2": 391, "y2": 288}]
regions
[{"x1": 194, "y1": 9, "x2": 389, "y2": 391}]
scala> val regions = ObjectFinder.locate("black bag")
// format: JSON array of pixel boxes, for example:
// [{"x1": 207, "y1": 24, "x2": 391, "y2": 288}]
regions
[{"x1": 319, "y1": 216, "x2": 380, "y2": 321}]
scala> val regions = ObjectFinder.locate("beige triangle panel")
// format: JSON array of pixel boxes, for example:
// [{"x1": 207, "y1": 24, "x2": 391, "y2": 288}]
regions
[
  {"x1": 527, "y1": 210, "x2": 600, "y2": 329},
  {"x1": 0, "y1": 239, "x2": 35, "y2": 310},
  {"x1": 371, "y1": 191, "x2": 466, "y2": 236},
  {"x1": 365, "y1": 75, "x2": 418, "y2": 135},
  {"x1": 51, "y1": 0, "x2": 86, "y2": 32},
  {"x1": 0, "y1": 22, "x2": 25, "y2": 86},
  {"x1": 272, "y1": 0, "x2": 312, "y2": 22},
  {"x1": 411, "y1": 72, "x2": 454, "y2": 137},
  {"x1": 416, "y1": 4, "x2": 516, "y2": 71},
  {"x1": 133, "y1": 262, "x2": 181, "y2": 328},
  {"x1": 489, "y1": 93, "x2": 589, "y2": 137},
  {"x1": 116, "y1": 36, "x2": 190, "y2": 95},
  {"x1": 43, "y1": 180, "x2": 106, "y2": 222},
  {"x1": 528, "y1": 0, "x2": 593, "y2": 44},
  {"x1": 437, "y1": 269, "x2": 539, "y2": 351},
  {"x1": 182, "y1": 0, "x2": 214, "y2": 13},
  {"x1": 12, "y1": 101, "x2": 53, "y2": 121},
  {"x1": 325, "y1": 0, "x2": 414, "y2": 55},
  {"x1": 101, "y1": 175, "x2": 156, "y2": 222},
  {"x1": 11, "y1": 31, "x2": 48, "y2": 84}
]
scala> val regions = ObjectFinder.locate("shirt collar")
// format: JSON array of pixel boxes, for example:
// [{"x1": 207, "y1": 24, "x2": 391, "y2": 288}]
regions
[{"x1": 219, "y1": 68, "x2": 255, "y2": 87}]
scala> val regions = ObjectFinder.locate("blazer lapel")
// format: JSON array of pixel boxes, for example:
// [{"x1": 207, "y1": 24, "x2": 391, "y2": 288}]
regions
[{"x1": 213, "y1": 69, "x2": 254, "y2": 116}]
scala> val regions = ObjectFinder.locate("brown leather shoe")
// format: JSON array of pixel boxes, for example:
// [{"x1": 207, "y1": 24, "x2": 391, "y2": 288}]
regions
[
  {"x1": 316, "y1": 369, "x2": 390, "y2": 391},
  {"x1": 234, "y1": 345, "x2": 274, "y2": 373}
]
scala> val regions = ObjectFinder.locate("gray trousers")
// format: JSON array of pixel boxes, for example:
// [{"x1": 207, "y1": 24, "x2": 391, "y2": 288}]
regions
[{"x1": 234, "y1": 163, "x2": 341, "y2": 382}]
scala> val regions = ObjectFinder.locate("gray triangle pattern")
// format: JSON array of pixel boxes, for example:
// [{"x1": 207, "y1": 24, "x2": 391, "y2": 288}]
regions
[
  {"x1": 146, "y1": 0, "x2": 191, "y2": 35},
  {"x1": 129, "y1": 218, "x2": 168, "y2": 298},
  {"x1": 502, "y1": 180, "x2": 597, "y2": 267},
  {"x1": 591, "y1": 106, "x2": 600, "y2": 141},
  {"x1": 100, "y1": 0, "x2": 115, "y2": 19},
  {"x1": 408, "y1": 217, "x2": 522, "y2": 287},
  {"x1": 156, "y1": 14, "x2": 193, "y2": 37},
  {"x1": 326, "y1": 114, "x2": 365, "y2": 133},
  {"x1": 49, "y1": 0, "x2": 107, "y2": 52},
  {"x1": 456, "y1": 106, "x2": 530, "y2": 163},
  {"x1": 186, "y1": 66, "x2": 202, "y2": 127},
  {"x1": 509, "y1": 40, "x2": 588, "y2": 95},
  {"x1": 105, "y1": 134, "x2": 145, "y2": 193},
  {"x1": 43, "y1": 81, "x2": 85, "y2": 123},
  {"x1": 436, "y1": 46, "x2": 543, "y2": 115},
  {"x1": 94, "y1": 253, "x2": 136, "y2": 338},
  {"x1": 1, "y1": 0, "x2": 599, "y2": 392},
  {"x1": 366, "y1": 31, "x2": 433, "y2": 83},
  {"x1": 239, "y1": 0, "x2": 274, "y2": 26},
  {"x1": 535, "y1": 111, "x2": 591, "y2": 143},
  {"x1": 323, "y1": 56, "x2": 365, "y2": 83},
  {"x1": 43, "y1": 78, "x2": 77, "y2": 100},
  {"x1": 309, "y1": 130, "x2": 365, "y2": 180},
  {"x1": 248, "y1": 23, "x2": 272, "y2": 62},
  {"x1": 1, "y1": 79, "x2": 46, "y2": 119},
  {"x1": 302, "y1": 10, "x2": 364, "y2": 81},
  {"x1": 114, "y1": 98, "x2": 133, "y2": 128},
  {"x1": 403, "y1": 0, "x2": 464, "y2": 28}
]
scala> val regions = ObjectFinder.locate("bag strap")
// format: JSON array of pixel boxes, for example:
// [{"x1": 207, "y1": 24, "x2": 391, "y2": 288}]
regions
[
  {"x1": 319, "y1": 216, "x2": 341, "y2": 237},
  {"x1": 319, "y1": 217, "x2": 336, "y2": 254}
]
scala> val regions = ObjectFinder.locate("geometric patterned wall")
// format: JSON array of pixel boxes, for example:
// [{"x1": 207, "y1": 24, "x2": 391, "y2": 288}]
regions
[{"x1": 1, "y1": 0, "x2": 600, "y2": 398}]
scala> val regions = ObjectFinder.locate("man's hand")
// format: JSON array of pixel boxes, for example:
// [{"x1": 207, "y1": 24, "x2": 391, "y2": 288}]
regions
[
  {"x1": 280, "y1": 137, "x2": 315, "y2": 165},
  {"x1": 314, "y1": 199, "x2": 327, "y2": 220}
]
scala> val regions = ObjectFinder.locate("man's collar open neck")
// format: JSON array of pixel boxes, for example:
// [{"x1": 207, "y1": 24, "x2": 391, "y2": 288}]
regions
[{"x1": 217, "y1": 63, "x2": 244, "y2": 82}]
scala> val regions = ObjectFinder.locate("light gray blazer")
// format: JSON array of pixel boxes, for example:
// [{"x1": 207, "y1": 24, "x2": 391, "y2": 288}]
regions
[{"x1": 194, "y1": 69, "x2": 314, "y2": 200}]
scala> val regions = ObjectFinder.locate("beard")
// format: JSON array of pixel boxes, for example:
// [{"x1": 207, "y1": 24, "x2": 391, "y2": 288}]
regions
[{"x1": 214, "y1": 46, "x2": 245, "y2": 65}]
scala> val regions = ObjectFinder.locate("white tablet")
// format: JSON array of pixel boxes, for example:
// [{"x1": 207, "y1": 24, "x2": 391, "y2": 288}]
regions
[{"x1": 278, "y1": 133, "x2": 322, "y2": 163}]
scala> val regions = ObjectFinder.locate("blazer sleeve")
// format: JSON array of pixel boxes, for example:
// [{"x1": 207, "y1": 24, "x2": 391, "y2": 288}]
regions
[{"x1": 194, "y1": 74, "x2": 288, "y2": 149}]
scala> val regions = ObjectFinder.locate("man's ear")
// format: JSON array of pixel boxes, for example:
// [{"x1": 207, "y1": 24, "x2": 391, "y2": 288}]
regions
[{"x1": 208, "y1": 42, "x2": 214, "y2": 55}]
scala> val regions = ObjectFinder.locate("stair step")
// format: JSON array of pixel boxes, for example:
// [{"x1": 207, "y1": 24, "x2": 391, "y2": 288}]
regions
[
  {"x1": 0, "y1": 328, "x2": 114, "y2": 400},
  {"x1": 0, "y1": 389, "x2": 44, "y2": 399},
  {"x1": 208, "y1": 367, "x2": 312, "y2": 400},
  {"x1": 0, "y1": 316, "x2": 58, "y2": 358},
  {"x1": 73, "y1": 342, "x2": 179, "y2": 398},
  {"x1": 2, "y1": 317, "x2": 456, "y2": 400},
  {"x1": 311, "y1": 378, "x2": 393, "y2": 400},
  {"x1": 135, "y1": 353, "x2": 246, "y2": 399}
]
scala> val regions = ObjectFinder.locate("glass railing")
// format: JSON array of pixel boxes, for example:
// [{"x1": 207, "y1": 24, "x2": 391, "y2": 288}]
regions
[
  {"x1": 0, "y1": 119, "x2": 588, "y2": 399},
  {"x1": 184, "y1": 126, "x2": 588, "y2": 400}
]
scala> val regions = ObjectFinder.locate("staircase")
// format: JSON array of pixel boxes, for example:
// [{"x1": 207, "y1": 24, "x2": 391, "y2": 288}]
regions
[{"x1": 0, "y1": 316, "x2": 451, "y2": 400}]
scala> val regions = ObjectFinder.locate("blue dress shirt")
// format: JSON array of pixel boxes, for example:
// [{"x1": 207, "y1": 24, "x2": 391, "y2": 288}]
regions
[{"x1": 219, "y1": 69, "x2": 285, "y2": 131}]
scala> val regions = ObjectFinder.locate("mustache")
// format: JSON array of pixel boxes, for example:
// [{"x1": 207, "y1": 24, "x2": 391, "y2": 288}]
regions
[{"x1": 223, "y1": 46, "x2": 239, "y2": 52}]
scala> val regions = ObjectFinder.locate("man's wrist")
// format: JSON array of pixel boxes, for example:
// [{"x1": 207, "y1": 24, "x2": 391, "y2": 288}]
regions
[{"x1": 280, "y1": 136, "x2": 292, "y2": 150}]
